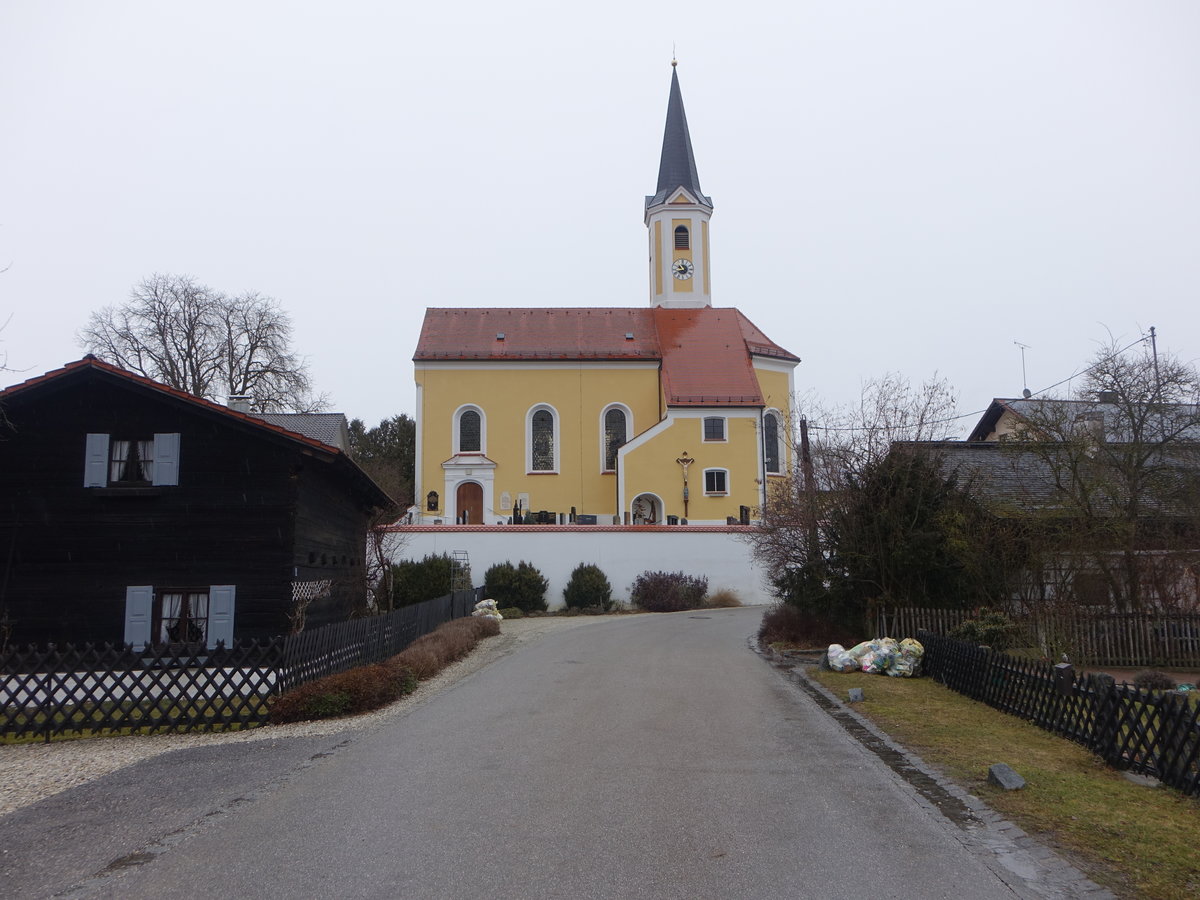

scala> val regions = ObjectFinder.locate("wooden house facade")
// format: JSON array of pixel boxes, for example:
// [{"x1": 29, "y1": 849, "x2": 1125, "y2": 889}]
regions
[{"x1": 0, "y1": 357, "x2": 393, "y2": 648}]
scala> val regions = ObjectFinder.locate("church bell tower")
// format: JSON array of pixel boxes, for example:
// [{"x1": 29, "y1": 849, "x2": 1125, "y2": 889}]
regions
[{"x1": 646, "y1": 61, "x2": 713, "y2": 309}]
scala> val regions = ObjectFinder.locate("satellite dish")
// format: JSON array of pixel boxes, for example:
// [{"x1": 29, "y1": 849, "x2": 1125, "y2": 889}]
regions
[{"x1": 1022, "y1": 388, "x2": 1032, "y2": 399}]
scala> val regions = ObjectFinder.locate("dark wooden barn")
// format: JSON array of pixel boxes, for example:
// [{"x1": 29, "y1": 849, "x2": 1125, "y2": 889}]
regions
[{"x1": 0, "y1": 357, "x2": 394, "y2": 648}]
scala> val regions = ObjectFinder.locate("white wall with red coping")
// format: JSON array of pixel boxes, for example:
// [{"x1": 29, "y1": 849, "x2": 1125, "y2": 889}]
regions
[{"x1": 389, "y1": 525, "x2": 773, "y2": 608}]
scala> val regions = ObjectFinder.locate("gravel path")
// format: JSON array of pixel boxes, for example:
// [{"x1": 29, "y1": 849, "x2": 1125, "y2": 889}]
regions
[{"x1": 0, "y1": 616, "x2": 610, "y2": 817}]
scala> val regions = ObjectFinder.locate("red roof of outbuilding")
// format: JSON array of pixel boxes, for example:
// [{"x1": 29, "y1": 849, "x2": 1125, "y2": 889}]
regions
[{"x1": 413, "y1": 306, "x2": 798, "y2": 408}]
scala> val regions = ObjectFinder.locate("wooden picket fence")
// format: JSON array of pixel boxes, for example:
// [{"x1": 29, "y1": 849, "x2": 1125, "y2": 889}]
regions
[
  {"x1": 879, "y1": 606, "x2": 1200, "y2": 669},
  {"x1": 0, "y1": 588, "x2": 483, "y2": 741},
  {"x1": 918, "y1": 630, "x2": 1200, "y2": 796}
]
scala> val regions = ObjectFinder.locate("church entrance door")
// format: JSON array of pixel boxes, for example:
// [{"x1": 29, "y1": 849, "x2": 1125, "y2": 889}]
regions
[{"x1": 456, "y1": 482, "x2": 483, "y2": 524}]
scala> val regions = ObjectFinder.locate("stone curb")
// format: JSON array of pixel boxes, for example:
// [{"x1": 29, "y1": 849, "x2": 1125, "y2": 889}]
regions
[{"x1": 756, "y1": 643, "x2": 1116, "y2": 900}]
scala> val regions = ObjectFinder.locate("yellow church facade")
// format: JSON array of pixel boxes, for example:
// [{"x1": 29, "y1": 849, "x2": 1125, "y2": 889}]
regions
[{"x1": 411, "y1": 65, "x2": 799, "y2": 527}]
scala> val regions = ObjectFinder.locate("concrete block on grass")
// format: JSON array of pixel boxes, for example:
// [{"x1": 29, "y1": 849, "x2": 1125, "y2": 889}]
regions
[
  {"x1": 847, "y1": 688, "x2": 864, "y2": 703},
  {"x1": 988, "y1": 763, "x2": 1026, "y2": 791}
]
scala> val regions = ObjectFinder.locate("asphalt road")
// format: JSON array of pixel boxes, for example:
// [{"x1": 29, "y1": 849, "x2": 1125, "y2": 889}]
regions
[{"x1": 5, "y1": 609, "x2": 1048, "y2": 898}]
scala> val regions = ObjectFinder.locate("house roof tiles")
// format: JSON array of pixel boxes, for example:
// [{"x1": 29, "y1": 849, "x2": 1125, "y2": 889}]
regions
[{"x1": 413, "y1": 306, "x2": 799, "y2": 408}]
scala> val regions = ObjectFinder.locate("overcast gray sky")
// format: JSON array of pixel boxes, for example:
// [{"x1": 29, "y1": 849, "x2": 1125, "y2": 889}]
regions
[{"x1": 3, "y1": 2, "x2": 1198, "y2": 433}]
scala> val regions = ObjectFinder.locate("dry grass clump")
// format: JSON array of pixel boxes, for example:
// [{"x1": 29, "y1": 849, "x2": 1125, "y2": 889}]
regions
[
  {"x1": 270, "y1": 616, "x2": 500, "y2": 724},
  {"x1": 704, "y1": 589, "x2": 743, "y2": 608}
]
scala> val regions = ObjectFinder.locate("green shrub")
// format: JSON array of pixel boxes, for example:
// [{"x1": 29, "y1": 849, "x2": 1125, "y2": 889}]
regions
[
  {"x1": 390, "y1": 553, "x2": 470, "y2": 608},
  {"x1": 1132, "y1": 670, "x2": 1176, "y2": 691},
  {"x1": 497, "y1": 607, "x2": 523, "y2": 619},
  {"x1": 630, "y1": 570, "x2": 708, "y2": 612},
  {"x1": 563, "y1": 563, "x2": 613, "y2": 610},
  {"x1": 949, "y1": 608, "x2": 1021, "y2": 652},
  {"x1": 484, "y1": 561, "x2": 548, "y2": 612}
]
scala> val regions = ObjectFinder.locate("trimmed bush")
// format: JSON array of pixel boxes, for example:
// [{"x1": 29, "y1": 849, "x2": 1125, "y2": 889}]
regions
[
  {"x1": 484, "y1": 561, "x2": 548, "y2": 612},
  {"x1": 497, "y1": 607, "x2": 523, "y2": 619},
  {"x1": 1132, "y1": 670, "x2": 1176, "y2": 691},
  {"x1": 949, "y1": 608, "x2": 1021, "y2": 652},
  {"x1": 390, "y1": 553, "x2": 470, "y2": 608},
  {"x1": 270, "y1": 662, "x2": 416, "y2": 724},
  {"x1": 630, "y1": 570, "x2": 708, "y2": 612},
  {"x1": 563, "y1": 563, "x2": 613, "y2": 610},
  {"x1": 757, "y1": 603, "x2": 858, "y2": 649},
  {"x1": 704, "y1": 589, "x2": 743, "y2": 608},
  {"x1": 269, "y1": 616, "x2": 500, "y2": 724}
]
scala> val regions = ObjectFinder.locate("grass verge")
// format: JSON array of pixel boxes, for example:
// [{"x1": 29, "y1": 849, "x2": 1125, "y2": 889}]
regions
[{"x1": 809, "y1": 668, "x2": 1200, "y2": 899}]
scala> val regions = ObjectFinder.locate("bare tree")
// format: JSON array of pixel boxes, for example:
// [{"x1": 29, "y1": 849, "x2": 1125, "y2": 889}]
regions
[
  {"x1": 1005, "y1": 338, "x2": 1200, "y2": 612},
  {"x1": 747, "y1": 373, "x2": 972, "y2": 630},
  {"x1": 79, "y1": 273, "x2": 326, "y2": 413}
]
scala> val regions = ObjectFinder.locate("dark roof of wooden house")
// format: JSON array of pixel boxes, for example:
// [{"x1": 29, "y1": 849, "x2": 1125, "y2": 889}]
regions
[{"x1": 0, "y1": 356, "x2": 394, "y2": 509}]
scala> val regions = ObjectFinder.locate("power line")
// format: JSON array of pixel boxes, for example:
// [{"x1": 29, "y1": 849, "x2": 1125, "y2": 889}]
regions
[{"x1": 804, "y1": 334, "x2": 1151, "y2": 434}]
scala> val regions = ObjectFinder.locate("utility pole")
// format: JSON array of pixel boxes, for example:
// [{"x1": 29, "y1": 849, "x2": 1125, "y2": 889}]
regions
[{"x1": 799, "y1": 419, "x2": 819, "y2": 560}]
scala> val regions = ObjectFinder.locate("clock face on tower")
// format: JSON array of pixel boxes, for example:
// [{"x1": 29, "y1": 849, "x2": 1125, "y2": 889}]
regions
[{"x1": 672, "y1": 258, "x2": 695, "y2": 280}]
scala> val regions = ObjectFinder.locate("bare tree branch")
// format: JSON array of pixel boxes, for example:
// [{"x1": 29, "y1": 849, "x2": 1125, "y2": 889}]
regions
[{"x1": 78, "y1": 273, "x2": 325, "y2": 413}]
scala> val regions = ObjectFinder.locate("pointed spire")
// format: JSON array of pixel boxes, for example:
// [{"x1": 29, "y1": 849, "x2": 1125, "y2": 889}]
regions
[{"x1": 647, "y1": 62, "x2": 712, "y2": 209}]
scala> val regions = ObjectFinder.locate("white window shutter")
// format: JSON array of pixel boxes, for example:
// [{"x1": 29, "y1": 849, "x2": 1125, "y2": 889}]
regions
[
  {"x1": 124, "y1": 586, "x2": 154, "y2": 648},
  {"x1": 153, "y1": 433, "x2": 180, "y2": 485},
  {"x1": 84, "y1": 434, "x2": 109, "y2": 487},
  {"x1": 208, "y1": 585, "x2": 236, "y2": 649}
]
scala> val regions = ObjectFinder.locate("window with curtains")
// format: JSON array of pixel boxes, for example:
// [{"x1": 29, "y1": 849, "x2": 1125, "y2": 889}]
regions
[
  {"x1": 156, "y1": 589, "x2": 209, "y2": 644},
  {"x1": 85, "y1": 433, "x2": 180, "y2": 487},
  {"x1": 109, "y1": 438, "x2": 154, "y2": 484}
]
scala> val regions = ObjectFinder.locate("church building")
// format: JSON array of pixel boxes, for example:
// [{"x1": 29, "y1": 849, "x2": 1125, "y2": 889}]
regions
[{"x1": 411, "y1": 64, "x2": 799, "y2": 528}]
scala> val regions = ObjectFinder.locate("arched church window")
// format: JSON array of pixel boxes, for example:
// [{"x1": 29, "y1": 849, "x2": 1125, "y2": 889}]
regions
[
  {"x1": 674, "y1": 225, "x2": 690, "y2": 250},
  {"x1": 459, "y1": 409, "x2": 481, "y2": 452},
  {"x1": 603, "y1": 407, "x2": 627, "y2": 471},
  {"x1": 531, "y1": 408, "x2": 555, "y2": 471},
  {"x1": 764, "y1": 412, "x2": 781, "y2": 474}
]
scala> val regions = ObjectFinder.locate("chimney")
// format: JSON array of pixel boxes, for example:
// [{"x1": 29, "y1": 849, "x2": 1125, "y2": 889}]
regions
[
  {"x1": 228, "y1": 395, "x2": 253, "y2": 413},
  {"x1": 1075, "y1": 412, "x2": 1105, "y2": 443}
]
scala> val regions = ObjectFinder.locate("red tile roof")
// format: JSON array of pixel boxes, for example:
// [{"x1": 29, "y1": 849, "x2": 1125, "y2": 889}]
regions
[
  {"x1": 414, "y1": 306, "x2": 798, "y2": 408},
  {"x1": 414, "y1": 308, "x2": 660, "y2": 361},
  {"x1": 653, "y1": 307, "x2": 762, "y2": 406}
]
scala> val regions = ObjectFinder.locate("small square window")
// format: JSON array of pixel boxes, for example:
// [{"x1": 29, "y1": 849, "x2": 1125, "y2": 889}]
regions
[
  {"x1": 110, "y1": 438, "x2": 154, "y2": 484},
  {"x1": 704, "y1": 469, "x2": 728, "y2": 495},
  {"x1": 703, "y1": 417, "x2": 726, "y2": 441}
]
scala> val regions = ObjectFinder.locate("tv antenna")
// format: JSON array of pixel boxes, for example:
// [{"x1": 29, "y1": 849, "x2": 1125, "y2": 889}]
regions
[{"x1": 1014, "y1": 341, "x2": 1032, "y2": 398}]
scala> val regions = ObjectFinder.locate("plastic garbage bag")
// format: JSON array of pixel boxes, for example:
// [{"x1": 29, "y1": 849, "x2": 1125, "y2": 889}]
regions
[
  {"x1": 826, "y1": 644, "x2": 858, "y2": 672},
  {"x1": 472, "y1": 598, "x2": 503, "y2": 620},
  {"x1": 846, "y1": 641, "x2": 874, "y2": 660}
]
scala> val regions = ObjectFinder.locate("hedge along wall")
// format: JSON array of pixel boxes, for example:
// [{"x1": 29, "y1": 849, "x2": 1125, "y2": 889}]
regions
[{"x1": 390, "y1": 525, "x2": 770, "y2": 608}]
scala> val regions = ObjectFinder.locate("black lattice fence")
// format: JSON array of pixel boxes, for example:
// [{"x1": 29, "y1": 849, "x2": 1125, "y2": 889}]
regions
[
  {"x1": 0, "y1": 587, "x2": 484, "y2": 741},
  {"x1": 919, "y1": 630, "x2": 1200, "y2": 796}
]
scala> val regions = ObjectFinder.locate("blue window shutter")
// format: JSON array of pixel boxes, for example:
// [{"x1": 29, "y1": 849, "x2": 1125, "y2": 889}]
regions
[
  {"x1": 153, "y1": 433, "x2": 180, "y2": 485},
  {"x1": 124, "y1": 586, "x2": 154, "y2": 648},
  {"x1": 208, "y1": 585, "x2": 236, "y2": 649},
  {"x1": 84, "y1": 434, "x2": 109, "y2": 487}
]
